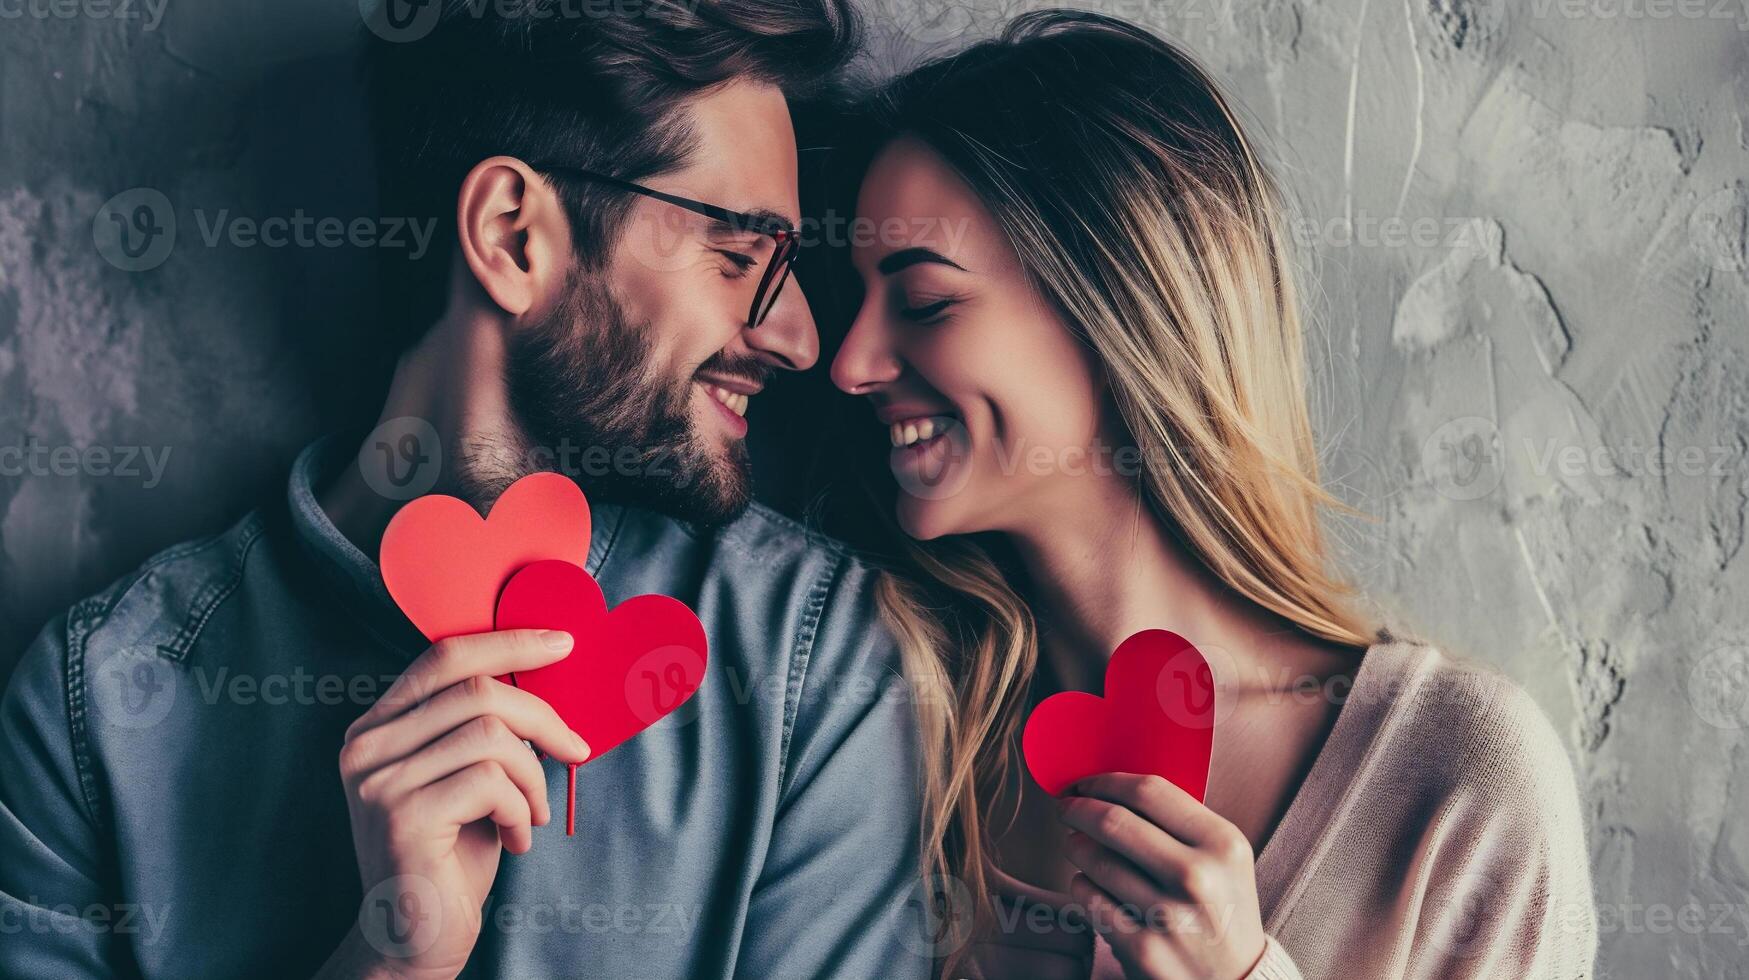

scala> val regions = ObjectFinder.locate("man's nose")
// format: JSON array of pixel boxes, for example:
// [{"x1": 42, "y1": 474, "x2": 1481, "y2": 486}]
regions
[{"x1": 744, "y1": 276, "x2": 818, "y2": 372}]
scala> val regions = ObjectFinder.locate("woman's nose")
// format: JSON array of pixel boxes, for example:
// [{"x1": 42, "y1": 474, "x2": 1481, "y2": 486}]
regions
[{"x1": 830, "y1": 305, "x2": 903, "y2": 395}]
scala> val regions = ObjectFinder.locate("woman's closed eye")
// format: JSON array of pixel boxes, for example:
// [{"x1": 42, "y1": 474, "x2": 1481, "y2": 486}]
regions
[{"x1": 899, "y1": 296, "x2": 959, "y2": 323}]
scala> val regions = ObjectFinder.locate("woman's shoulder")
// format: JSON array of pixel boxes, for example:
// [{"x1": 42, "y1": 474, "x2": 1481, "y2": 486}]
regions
[
  {"x1": 1345, "y1": 637, "x2": 1583, "y2": 816},
  {"x1": 1259, "y1": 647, "x2": 1598, "y2": 972},
  {"x1": 1324, "y1": 638, "x2": 1598, "y2": 964},
  {"x1": 1255, "y1": 636, "x2": 1599, "y2": 965}
]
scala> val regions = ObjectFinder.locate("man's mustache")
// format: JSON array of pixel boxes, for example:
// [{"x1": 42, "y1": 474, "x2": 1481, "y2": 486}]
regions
[{"x1": 695, "y1": 351, "x2": 772, "y2": 388}]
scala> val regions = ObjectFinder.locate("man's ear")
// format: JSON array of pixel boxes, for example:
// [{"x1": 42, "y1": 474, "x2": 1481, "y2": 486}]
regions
[{"x1": 454, "y1": 156, "x2": 572, "y2": 317}]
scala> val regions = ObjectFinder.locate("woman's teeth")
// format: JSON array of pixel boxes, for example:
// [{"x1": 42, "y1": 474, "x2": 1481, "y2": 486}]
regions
[
  {"x1": 704, "y1": 384, "x2": 749, "y2": 417},
  {"x1": 890, "y1": 415, "x2": 958, "y2": 448}
]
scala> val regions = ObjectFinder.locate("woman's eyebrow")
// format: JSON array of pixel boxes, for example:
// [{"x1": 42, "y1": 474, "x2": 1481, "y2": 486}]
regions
[{"x1": 877, "y1": 247, "x2": 968, "y2": 275}]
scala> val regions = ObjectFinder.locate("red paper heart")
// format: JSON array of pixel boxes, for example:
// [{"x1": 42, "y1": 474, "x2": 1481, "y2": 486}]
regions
[
  {"x1": 493, "y1": 559, "x2": 708, "y2": 761},
  {"x1": 380, "y1": 472, "x2": 591, "y2": 642},
  {"x1": 1021, "y1": 629, "x2": 1215, "y2": 800}
]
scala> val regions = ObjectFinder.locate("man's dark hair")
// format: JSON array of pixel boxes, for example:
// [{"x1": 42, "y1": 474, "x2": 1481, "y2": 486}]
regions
[{"x1": 362, "y1": 0, "x2": 860, "y2": 351}]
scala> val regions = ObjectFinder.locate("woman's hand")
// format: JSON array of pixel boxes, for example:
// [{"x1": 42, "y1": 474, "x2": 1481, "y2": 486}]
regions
[{"x1": 1059, "y1": 772, "x2": 1267, "y2": 980}]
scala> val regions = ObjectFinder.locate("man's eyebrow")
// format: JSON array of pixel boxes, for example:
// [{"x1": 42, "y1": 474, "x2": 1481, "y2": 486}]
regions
[
  {"x1": 877, "y1": 247, "x2": 967, "y2": 275},
  {"x1": 706, "y1": 208, "x2": 796, "y2": 237}
]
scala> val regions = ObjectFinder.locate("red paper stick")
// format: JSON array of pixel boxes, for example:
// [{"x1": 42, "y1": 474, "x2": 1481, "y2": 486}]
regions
[{"x1": 566, "y1": 762, "x2": 578, "y2": 836}]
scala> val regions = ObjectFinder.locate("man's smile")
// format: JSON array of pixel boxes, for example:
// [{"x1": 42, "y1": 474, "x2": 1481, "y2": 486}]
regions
[{"x1": 695, "y1": 372, "x2": 762, "y2": 437}]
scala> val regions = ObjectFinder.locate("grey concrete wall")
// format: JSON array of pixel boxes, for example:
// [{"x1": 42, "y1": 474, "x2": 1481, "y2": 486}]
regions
[
  {"x1": 1, "y1": 1, "x2": 1745, "y2": 977},
  {"x1": 0, "y1": 0, "x2": 383, "y2": 658}
]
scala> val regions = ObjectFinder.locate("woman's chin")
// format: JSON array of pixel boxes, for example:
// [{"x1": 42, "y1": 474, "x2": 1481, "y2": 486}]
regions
[
  {"x1": 895, "y1": 495, "x2": 982, "y2": 542},
  {"x1": 895, "y1": 496, "x2": 949, "y2": 541}
]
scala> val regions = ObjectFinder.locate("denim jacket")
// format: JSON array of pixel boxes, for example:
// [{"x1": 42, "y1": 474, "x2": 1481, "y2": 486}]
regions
[{"x1": 0, "y1": 438, "x2": 929, "y2": 979}]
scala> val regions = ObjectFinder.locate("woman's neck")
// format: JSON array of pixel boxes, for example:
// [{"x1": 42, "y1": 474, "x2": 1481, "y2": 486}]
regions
[{"x1": 1006, "y1": 477, "x2": 1314, "y2": 697}]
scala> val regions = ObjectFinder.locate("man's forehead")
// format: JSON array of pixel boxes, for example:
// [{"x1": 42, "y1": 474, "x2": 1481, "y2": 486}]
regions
[{"x1": 669, "y1": 79, "x2": 800, "y2": 225}]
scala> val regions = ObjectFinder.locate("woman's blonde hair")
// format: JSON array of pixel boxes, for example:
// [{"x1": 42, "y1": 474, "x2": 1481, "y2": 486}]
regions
[{"x1": 856, "y1": 11, "x2": 1378, "y2": 974}]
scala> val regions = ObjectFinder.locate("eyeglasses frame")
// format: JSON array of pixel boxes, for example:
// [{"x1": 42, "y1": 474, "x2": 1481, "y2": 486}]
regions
[{"x1": 532, "y1": 163, "x2": 799, "y2": 329}]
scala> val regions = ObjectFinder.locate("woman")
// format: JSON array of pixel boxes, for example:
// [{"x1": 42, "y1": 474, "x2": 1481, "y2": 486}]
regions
[{"x1": 824, "y1": 11, "x2": 1596, "y2": 980}]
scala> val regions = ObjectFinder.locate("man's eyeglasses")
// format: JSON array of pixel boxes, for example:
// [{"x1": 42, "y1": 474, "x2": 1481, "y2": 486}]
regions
[{"x1": 533, "y1": 164, "x2": 799, "y2": 329}]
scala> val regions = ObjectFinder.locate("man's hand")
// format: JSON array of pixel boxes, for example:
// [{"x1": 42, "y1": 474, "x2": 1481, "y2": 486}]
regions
[{"x1": 322, "y1": 629, "x2": 591, "y2": 980}]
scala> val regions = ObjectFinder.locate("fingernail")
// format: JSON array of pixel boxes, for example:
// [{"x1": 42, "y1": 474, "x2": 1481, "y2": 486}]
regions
[
  {"x1": 540, "y1": 630, "x2": 573, "y2": 652},
  {"x1": 573, "y1": 731, "x2": 591, "y2": 761}
]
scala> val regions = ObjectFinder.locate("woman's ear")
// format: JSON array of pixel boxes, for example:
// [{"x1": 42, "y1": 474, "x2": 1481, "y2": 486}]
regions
[{"x1": 454, "y1": 156, "x2": 573, "y2": 318}]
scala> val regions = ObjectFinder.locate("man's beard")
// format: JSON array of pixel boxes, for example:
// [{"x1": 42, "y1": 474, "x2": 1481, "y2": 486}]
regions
[{"x1": 497, "y1": 268, "x2": 759, "y2": 525}]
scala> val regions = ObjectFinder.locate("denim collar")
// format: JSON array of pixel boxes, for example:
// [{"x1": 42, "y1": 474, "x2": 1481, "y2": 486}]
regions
[{"x1": 284, "y1": 434, "x2": 622, "y2": 660}]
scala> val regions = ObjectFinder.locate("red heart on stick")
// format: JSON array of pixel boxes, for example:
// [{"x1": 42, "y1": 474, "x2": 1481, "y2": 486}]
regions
[
  {"x1": 380, "y1": 472, "x2": 591, "y2": 642},
  {"x1": 494, "y1": 559, "x2": 708, "y2": 762},
  {"x1": 1021, "y1": 629, "x2": 1215, "y2": 800}
]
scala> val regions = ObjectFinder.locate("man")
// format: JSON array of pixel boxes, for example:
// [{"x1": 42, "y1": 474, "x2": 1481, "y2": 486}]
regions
[{"x1": 0, "y1": 2, "x2": 927, "y2": 978}]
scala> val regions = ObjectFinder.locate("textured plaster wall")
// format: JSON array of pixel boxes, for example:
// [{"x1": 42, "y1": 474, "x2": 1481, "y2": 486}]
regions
[{"x1": 1, "y1": 1, "x2": 1745, "y2": 977}]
